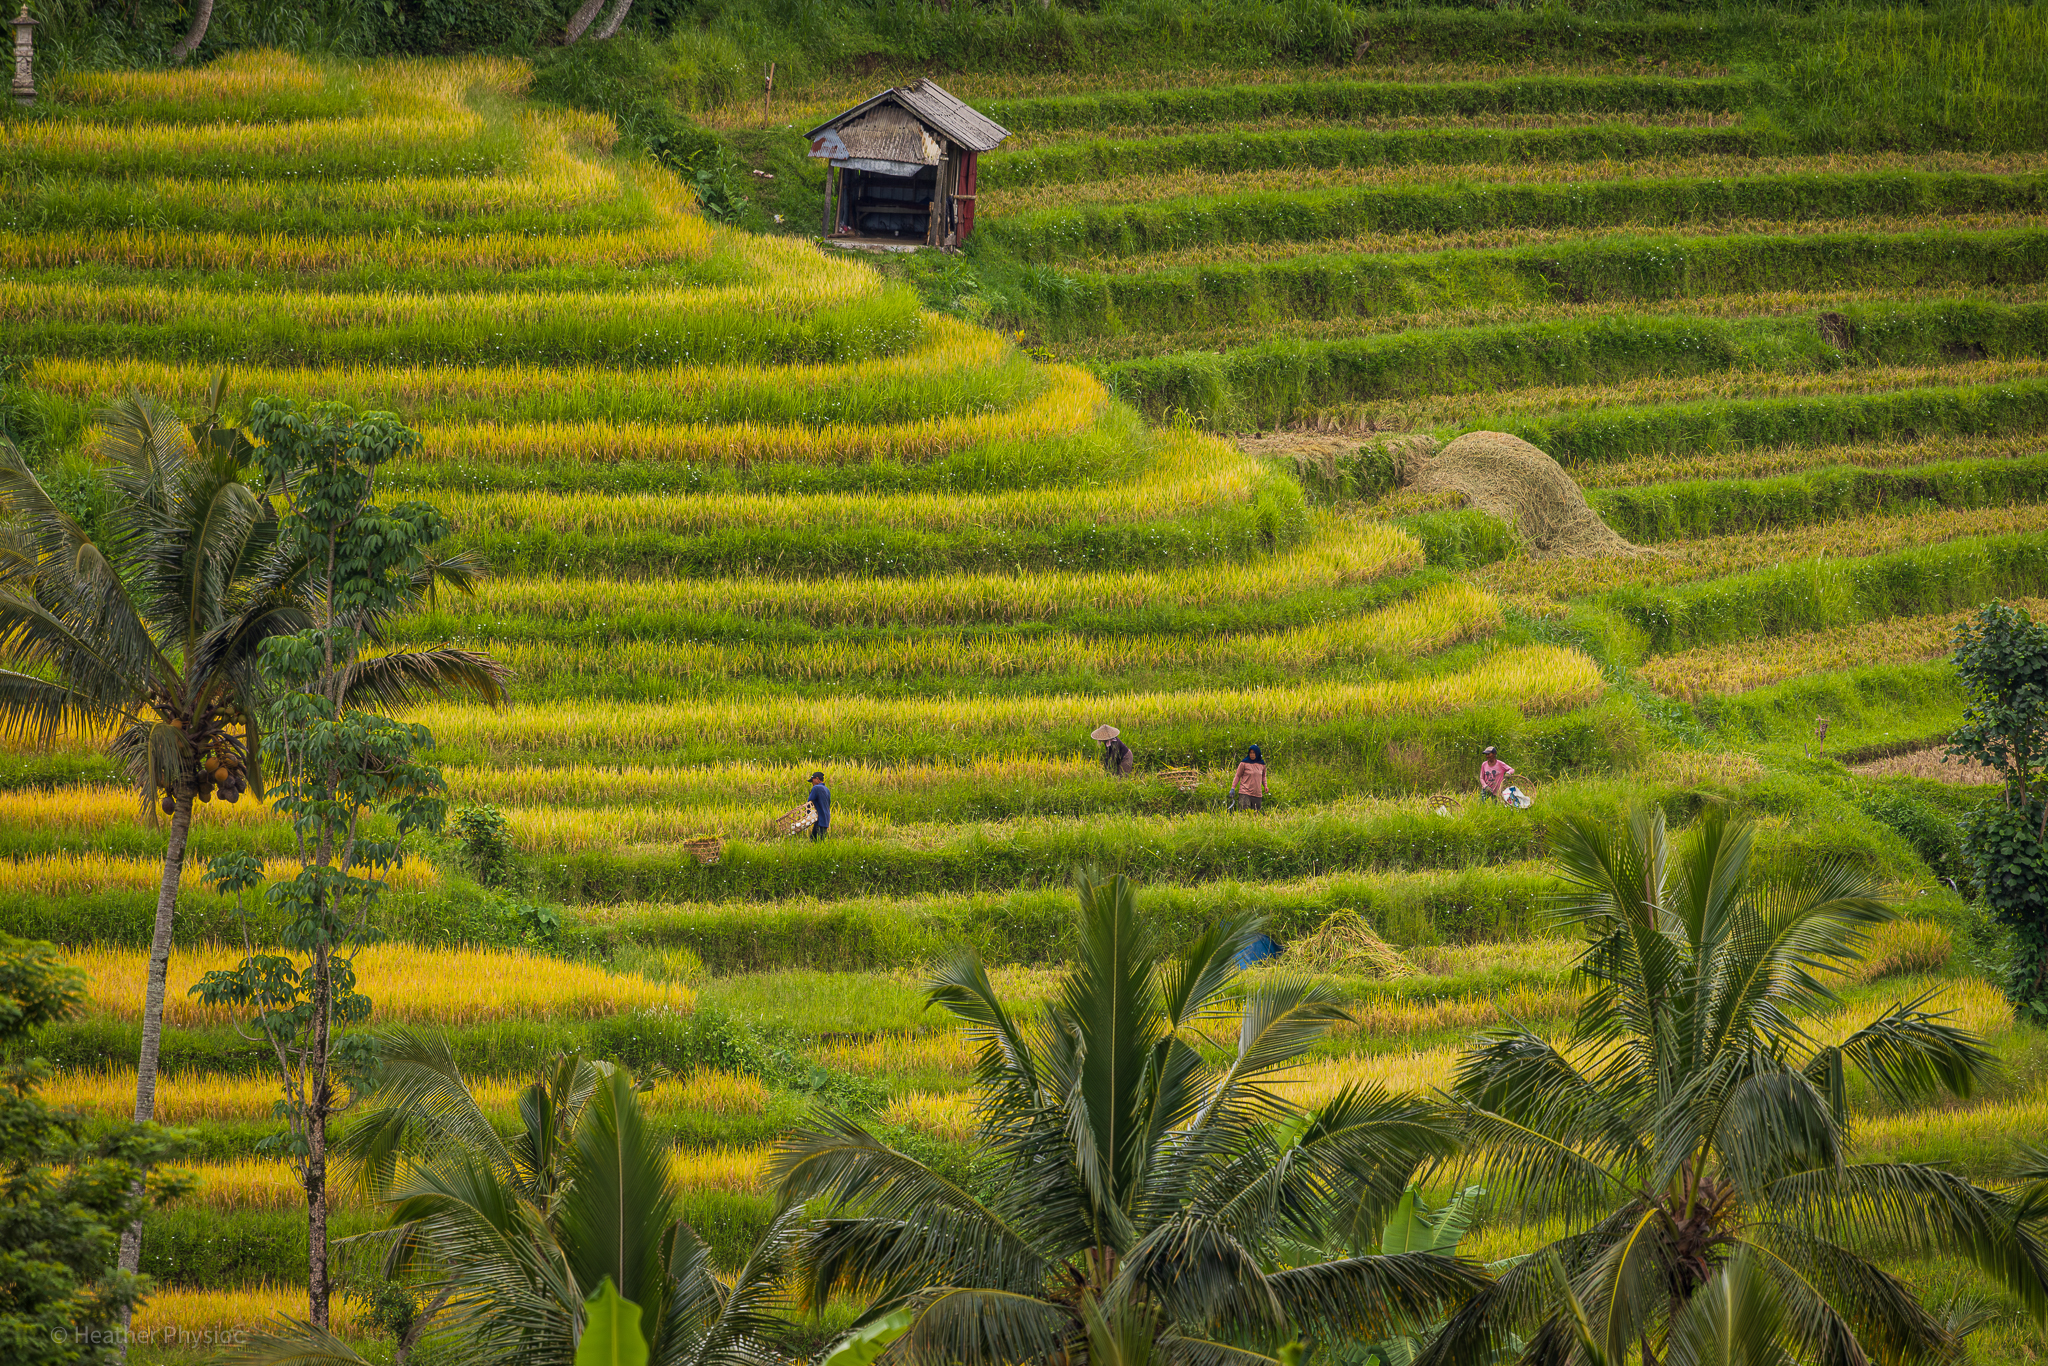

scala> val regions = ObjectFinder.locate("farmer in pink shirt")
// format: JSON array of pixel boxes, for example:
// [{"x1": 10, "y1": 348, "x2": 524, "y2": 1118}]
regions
[{"x1": 1479, "y1": 745, "x2": 1515, "y2": 803}]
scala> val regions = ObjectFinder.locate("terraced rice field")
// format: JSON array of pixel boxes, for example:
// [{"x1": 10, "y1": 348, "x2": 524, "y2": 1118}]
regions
[{"x1": 1, "y1": 17, "x2": 2044, "y2": 1361}]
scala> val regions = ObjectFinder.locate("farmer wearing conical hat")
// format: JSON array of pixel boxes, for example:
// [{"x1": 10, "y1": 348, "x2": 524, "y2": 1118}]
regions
[{"x1": 1092, "y1": 724, "x2": 1134, "y2": 777}]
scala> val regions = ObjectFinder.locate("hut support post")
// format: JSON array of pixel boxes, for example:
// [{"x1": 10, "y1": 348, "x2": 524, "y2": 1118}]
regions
[{"x1": 821, "y1": 164, "x2": 836, "y2": 235}]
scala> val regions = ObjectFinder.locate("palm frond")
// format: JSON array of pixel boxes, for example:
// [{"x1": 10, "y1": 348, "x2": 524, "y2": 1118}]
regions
[
  {"x1": 337, "y1": 646, "x2": 510, "y2": 711},
  {"x1": 1663, "y1": 1247, "x2": 1796, "y2": 1366},
  {"x1": 1800, "y1": 995, "x2": 1996, "y2": 1114},
  {"x1": 881, "y1": 1286, "x2": 1070, "y2": 1366}
]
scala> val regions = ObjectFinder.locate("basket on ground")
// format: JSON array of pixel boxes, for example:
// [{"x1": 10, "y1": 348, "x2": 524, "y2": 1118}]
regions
[
  {"x1": 1158, "y1": 768, "x2": 1199, "y2": 793},
  {"x1": 684, "y1": 837, "x2": 725, "y2": 866},
  {"x1": 773, "y1": 802, "x2": 818, "y2": 837}
]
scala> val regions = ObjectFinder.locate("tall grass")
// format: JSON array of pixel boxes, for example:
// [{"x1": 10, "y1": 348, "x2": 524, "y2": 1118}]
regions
[
  {"x1": 406, "y1": 515, "x2": 1417, "y2": 631},
  {"x1": 984, "y1": 123, "x2": 1766, "y2": 192},
  {"x1": 474, "y1": 580, "x2": 1501, "y2": 696},
  {"x1": 1589, "y1": 453, "x2": 2048, "y2": 543},
  {"x1": 976, "y1": 169, "x2": 2048, "y2": 263},
  {"x1": 1481, "y1": 502, "x2": 2048, "y2": 601},
  {"x1": 407, "y1": 643, "x2": 1603, "y2": 765},
  {"x1": 1106, "y1": 299, "x2": 2048, "y2": 428},
  {"x1": 2, "y1": 273, "x2": 923, "y2": 368},
  {"x1": 1008, "y1": 228, "x2": 2048, "y2": 340},
  {"x1": 979, "y1": 74, "x2": 1760, "y2": 133},
  {"x1": 30, "y1": 317, "x2": 1010, "y2": 427},
  {"x1": 72, "y1": 943, "x2": 692, "y2": 1025},
  {"x1": 1637, "y1": 597, "x2": 2048, "y2": 701},
  {"x1": 1611, "y1": 526, "x2": 2048, "y2": 653},
  {"x1": 1784, "y1": 2, "x2": 2048, "y2": 152}
]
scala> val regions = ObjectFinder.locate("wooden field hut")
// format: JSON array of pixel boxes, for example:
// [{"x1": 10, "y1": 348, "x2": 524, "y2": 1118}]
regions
[{"x1": 806, "y1": 79, "x2": 1009, "y2": 248}]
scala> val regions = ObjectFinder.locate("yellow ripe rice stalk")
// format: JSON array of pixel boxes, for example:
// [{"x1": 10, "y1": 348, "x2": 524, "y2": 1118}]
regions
[
  {"x1": 667, "y1": 1146, "x2": 774, "y2": 1193},
  {"x1": 13, "y1": 129, "x2": 623, "y2": 223},
  {"x1": 0, "y1": 786, "x2": 274, "y2": 831},
  {"x1": 55, "y1": 48, "x2": 331, "y2": 107},
  {"x1": 0, "y1": 853, "x2": 437, "y2": 898},
  {"x1": 178, "y1": 1158, "x2": 326, "y2": 1212},
  {"x1": 1808, "y1": 977, "x2": 2009, "y2": 1046},
  {"x1": 881, "y1": 1090, "x2": 979, "y2": 1143},
  {"x1": 447, "y1": 755, "x2": 1107, "y2": 808},
  {"x1": 436, "y1": 514, "x2": 1417, "y2": 629},
  {"x1": 71, "y1": 942, "x2": 691, "y2": 1027},
  {"x1": 0, "y1": 219, "x2": 714, "y2": 276},
  {"x1": 46, "y1": 1069, "x2": 319, "y2": 1123},
  {"x1": 52, "y1": 1066, "x2": 751, "y2": 1126},
  {"x1": 485, "y1": 580, "x2": 1499, "y2": 688},
  {"x1": 1483, "y1": 502, "x2": 2048, "y2": 601},
  {"x1": 131, "y1": 1285, "x2": 361, "y2": 1345},
  {"x1": 1852, "y1": 1091, "x2": 2048, "y2": 1166},
  {"x1": 409, "y1": 643, "x2": 1603, "y2": 759},
  {"x1": 2, "y1": 263, "x2": 895, "y2": 336},
  {"x1": 30, "y1": 316, "x2": 1001, "y2": 413},
  {"x1": 429, "y1": 429, "x2": 1254, "y2": 537},
  {"x1": 658, "y1": 1069, "x2": 773, "y2": 1117},
  {"x1": 812, "y1": 1031, "x2": 984, "y2": 1077},
  {"x1": 415, "y1": 363, "x2": 1100, "y2": 469},
  {"x1": 979, "y1": 149, "x2": 2048, "y2": 219},
  {"x1": 1637, "y1": 597, "x2": 2048, "y2": 702},
  {"x1": 6, "y1": 111, "x2": 489, "y2": 165}
]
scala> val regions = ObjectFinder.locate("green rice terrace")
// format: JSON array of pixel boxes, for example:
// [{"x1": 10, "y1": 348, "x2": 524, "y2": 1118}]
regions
[{"x1": 1, "y1": 2, "x2": 2046, "y2": 1363}]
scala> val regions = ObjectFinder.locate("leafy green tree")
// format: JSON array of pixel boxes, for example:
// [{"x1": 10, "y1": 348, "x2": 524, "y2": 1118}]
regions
[
  {"x1": 770, "y1": 873, "x2": 1485, "y2": 1366},
  {"x1": 1421, "y1": 806, "x2": 2048, "y2": 1366},
  {"x1": 0, "y1": 936, "x2": 189, "y2": 1364},
  {"x1": 0, "y1": 396, "x2": 288, "y2": 1283},
  {"x1": 1946, "y1": 601, "x2": 2048, "y2": 1020},
  {"x1": 192, "y1": 399, "x2": 505, "y2": 1333},
  {"x1": 248, "y1": 1034, "x2": 795, "y2": 1366},
  {"x1": 0, "y1": 392, "x2": 501, "y2": 1292}
]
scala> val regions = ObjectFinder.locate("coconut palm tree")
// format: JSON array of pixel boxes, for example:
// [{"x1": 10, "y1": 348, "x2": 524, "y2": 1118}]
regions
[
  {"x1": 770, "y1": 873, "x2": 1488, "y2": 1366},
  {"x1": 0, "y1": 391, "x2": 503, "y2": 1279},
  {"x1": 282, "y1": 1034, "x2": 793, "y2": 1366},
  {"x1": 1419, "y1": 806, "x2": 2048, "y2": 1366}
]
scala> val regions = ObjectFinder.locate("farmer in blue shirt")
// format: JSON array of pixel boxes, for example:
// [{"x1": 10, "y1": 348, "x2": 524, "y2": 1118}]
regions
[{"x1": 808, "y1": 772, "x2": 831, "y2": 840}]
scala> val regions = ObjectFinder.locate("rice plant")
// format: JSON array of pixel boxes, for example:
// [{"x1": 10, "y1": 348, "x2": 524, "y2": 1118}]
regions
[{"x1": 70, "y1": 943, "x2": 691, "y2": 1026}]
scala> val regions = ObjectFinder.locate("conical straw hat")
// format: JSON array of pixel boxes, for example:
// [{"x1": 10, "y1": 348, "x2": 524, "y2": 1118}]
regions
[{"x1": 1091, "y1": 724, "x2": 1120, "y2": 741}]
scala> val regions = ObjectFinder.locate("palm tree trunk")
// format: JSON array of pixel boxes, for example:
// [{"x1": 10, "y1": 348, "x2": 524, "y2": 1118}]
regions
[
  {"x1": 592, "y1": 0, "x2": 635, "y2": 41},
  {"x1": 116, "y1": 794, "x2": 194, "y2": 1284},
  {"x1": 169, "y1": 0, "x2": 214, "y2": 64},
  {"x1": 561, "y1": 0, "x2": 605, "y2": 43}
]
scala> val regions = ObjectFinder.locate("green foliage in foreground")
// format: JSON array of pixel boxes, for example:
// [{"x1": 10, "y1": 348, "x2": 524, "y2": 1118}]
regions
[
  {"x1": 1424, "y1": 806, "x2": 2047, "y2": 1366},
  {"x1": 1946, "y1": 602, "x2": 2048, "y2": 1021},
  {"x1": 327, "y1": 1037, "x2": 794, "y2": 1366},
  {"x1": 1612, "y1": 528, "x2": 2048, "y2": 653},
  {"x1": 771, "y1": 872, "x2": 1486, "y2": 1365},
  {"x1": 1104, "y1": 300, "x2": 2048, "y2": 429},
  {"x1": 0, "y1": 937, "x2": 188, "y2": 1365}
]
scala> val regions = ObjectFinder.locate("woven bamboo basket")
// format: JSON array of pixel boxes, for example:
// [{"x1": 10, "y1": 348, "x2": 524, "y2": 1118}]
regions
[
  {"x1": 684, "y1": 837, "x2": 724, "y2": 866},
  {"x1": 773, "y1": 802, "x2": 818, "y2": 837},
  {"x1": 1158, "y1": 768, "x2": 1200, "y2": 793}
]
